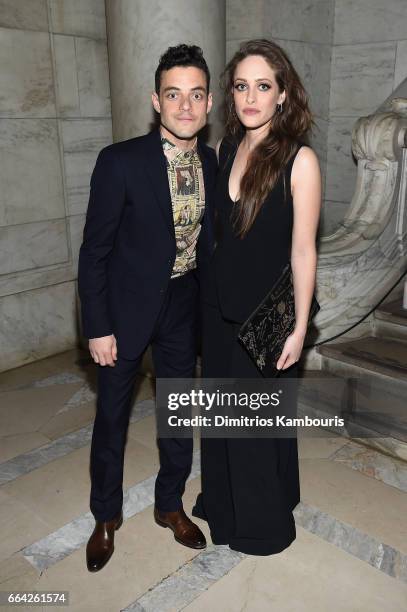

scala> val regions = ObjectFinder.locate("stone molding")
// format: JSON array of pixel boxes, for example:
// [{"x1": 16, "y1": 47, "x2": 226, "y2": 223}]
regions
[{"x1": 311, "y1": 97, "x2": 407, "y2": 345}]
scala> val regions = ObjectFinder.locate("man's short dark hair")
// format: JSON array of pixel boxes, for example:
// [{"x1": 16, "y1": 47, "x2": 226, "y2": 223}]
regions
[{"x1": 155, "y1": 44, "x2": 210, "y2": 93}]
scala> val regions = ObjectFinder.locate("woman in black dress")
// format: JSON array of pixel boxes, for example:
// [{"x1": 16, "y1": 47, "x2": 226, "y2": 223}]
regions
[{"x1": 192, "y1": 40, "x2": 321, "y2": 555}]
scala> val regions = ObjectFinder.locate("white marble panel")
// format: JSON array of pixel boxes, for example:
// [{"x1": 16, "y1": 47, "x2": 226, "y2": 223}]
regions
[
  {"x1": 334, "y1": 0, "x2": 407, "y2": 45},
  {"x1": 68, "y1": 214, "x2": 86, "y2": 270},
  {"x1": 75, "y1": 37, "x2": 111, "y2": 117},
  {"x1": 325, "y1": 116, "x2": 358, "y2": 204},
  {"x1": 0, "y1": 119, "x2": 64, "y2": 226},
  {"x1": 331, "y1": 441, "x2": 407, "y2": 492},
  {"x1": 0, "y1": 398, "x2": 154, "y2": 485},
  {"x1": 309, "y1": 116, "x2": 328, "y2": 198},
  {"x1": 274, "y1": 39, "x2": 331, "y2": 120},
  {"x1": 0, "y1": 265, "x2": 75, "y2": 299},
  {"x1": 0, "y1": 220, "x2": 69, "y2": 275},
  {"x1": 226, "y1": 0, "x2": 266, "y2": 41},
  {"x1": 394, "y1": 40, "x2": 407, "y2": 90},
  {"x1": 0, "y1": 0, "x2": 48, "y2": 31},
  {"x1": 0, "y1": 28, "x2": 55, "y2": 117},
  {"x1": 226, "y1": 38, "x2": 250, "y2": 63},
  {"x1": 49, "y1": 0, "x2": 107, "y2": 40},
  {"x1": 125, "y1": 546, "x2": 245, "y2": 612},
  {"x1": 319, "y1": 200, "x2": 349, "y2": 237},
  {"x1": 267, "y1": 0, "x2": 335, "y2": 45},
  {"x1": 61, "y1": 119, "x2": 113, "y2": 215},
  {"x1": 53, "y1": 34, "x2": 80, "y2": 116},
  {"x1": 109, "y1": 0, "x2": 220, "y2": 54},
  {"x1": 0, "y1": 282, "x2": 77, "y2": 372},
  {"x1": 310, "y1": 117, "x2": 328, "y2": 166},
  {"x1": 202, "y1": 0, "x2": 226, "y2": 88},
  {"x1": 330, "y1": 42, "x2": 396, "y2": 116}
]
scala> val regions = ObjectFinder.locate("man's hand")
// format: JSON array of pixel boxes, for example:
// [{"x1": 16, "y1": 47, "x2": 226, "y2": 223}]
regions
[{"x1": 89, "y1": 334, "x2": 117, "y2": 366}]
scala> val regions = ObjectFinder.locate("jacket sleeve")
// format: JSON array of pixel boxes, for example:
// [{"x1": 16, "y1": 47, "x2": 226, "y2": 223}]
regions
[
  {"x1": 197, "y1": 149, "x2": 217, "y2": 269},
  {"x1": 77, "y1": 146, "x2": 126, "y2": 339}
]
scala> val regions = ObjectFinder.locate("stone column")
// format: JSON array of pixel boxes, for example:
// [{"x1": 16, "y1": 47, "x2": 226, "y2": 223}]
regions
[{"x1": 105, "y1": 0, "x2": 226, "y2": 146}]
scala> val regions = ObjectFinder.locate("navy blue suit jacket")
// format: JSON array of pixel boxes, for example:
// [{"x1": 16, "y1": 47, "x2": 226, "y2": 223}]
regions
[{"x1": 78, "y1": 128, "x2": 216, "y2": 358}]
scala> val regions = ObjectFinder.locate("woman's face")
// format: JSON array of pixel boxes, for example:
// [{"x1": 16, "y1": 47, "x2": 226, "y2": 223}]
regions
[{"x1": 232, "y1": 54, "x2": 285, "y2": 131}]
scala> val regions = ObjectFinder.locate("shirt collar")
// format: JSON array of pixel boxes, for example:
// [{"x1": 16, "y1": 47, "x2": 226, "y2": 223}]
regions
[{"x1": 161, "y1": 131, "x2": 198, "y2": 162}]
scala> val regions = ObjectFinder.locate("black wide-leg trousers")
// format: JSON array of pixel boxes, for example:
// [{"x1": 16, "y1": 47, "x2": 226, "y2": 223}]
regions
[
  {"x1": 89, "y1": 271, "x2": 198, "y2": 521},
  {"x1": 192, "y1": 301, "x2": 300, "y2": 556}
]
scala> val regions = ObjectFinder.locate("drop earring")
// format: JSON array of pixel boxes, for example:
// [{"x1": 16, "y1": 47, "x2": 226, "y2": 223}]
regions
[{"x1": 277, "y1": 102, "x2": 283, "y2": 114}]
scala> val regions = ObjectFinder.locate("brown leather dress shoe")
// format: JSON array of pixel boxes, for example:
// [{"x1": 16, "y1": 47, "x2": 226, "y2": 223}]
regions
[
  {"x1": 86, "y1": 510, "x2": 123, "y2": 572},
  {"x1": 154, "y1": 507, "x2": 206, "y2": 549}
]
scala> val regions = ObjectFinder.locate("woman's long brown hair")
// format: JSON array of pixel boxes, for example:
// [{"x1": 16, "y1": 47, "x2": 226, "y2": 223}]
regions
[{"x1": 223, "y1": 39, "x2": 313, "y2": 238}]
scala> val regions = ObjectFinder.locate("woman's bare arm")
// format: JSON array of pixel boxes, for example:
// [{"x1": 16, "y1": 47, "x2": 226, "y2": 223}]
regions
[{"x1": 276, "y1": 145, "x2": 321, "y2": 370}]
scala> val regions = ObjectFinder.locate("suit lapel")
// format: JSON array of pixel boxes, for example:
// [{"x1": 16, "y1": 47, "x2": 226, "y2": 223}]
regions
[
  {"x1": 143, "y1": 129, "x2": 175, "y2": 237},
  {"x1": 197, "y1": 139, "x2": 215, "y2": 255},
  {"x1": 197, "y1": 139, "x2": 212, "y2": 203}
]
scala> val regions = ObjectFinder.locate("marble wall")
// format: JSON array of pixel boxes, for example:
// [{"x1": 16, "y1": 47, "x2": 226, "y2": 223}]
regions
[
  {"x1": 0, "y1": 0, "x2": 113, "y2": 371},
  {"x1": 226, "y1": 0, "x2": 407, "y2": 235},
  {"x1": 3, "y1": 1, "x2": 406, "y2": 371},
  {"x1": 326, "y1": 0, "x2": 407, "y2": 234},
  {"x1": 105, "y1": 0, "x2": 225, "y2": 145}
]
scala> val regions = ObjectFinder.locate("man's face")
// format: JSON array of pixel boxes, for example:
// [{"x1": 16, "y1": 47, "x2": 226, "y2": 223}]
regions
[{"x1": 152, "y1": 66, "x2": 212, "y2": 144}]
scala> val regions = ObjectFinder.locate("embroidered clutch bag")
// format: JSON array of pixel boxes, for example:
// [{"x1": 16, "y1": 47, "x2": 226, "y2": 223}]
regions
[{"x1": 237, "y1": 262, "x2": 320, "y2": 377}]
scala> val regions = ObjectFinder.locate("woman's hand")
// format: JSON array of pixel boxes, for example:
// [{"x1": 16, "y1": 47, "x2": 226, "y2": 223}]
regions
[{"x1": 276, "y1": 330, "x2": 305, "y2": 371}]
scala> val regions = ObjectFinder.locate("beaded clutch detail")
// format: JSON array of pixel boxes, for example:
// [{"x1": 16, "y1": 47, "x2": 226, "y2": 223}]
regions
[{"x1": 238, "y1": 262, "x2": 320, "y2": 377}]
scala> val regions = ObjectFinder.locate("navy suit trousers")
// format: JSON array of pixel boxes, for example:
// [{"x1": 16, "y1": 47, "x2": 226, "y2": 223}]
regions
[{"x1": 89, "y1": 270, "x2": 198, "y2": 521}]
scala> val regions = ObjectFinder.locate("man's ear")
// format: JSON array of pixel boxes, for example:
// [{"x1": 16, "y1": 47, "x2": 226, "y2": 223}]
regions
[
  {"x1": 152, "y1": 91, "x2": 161, "y2": 113},
  {"x1": 207, "y1": 92, "x2": 213, "y2": 114}
]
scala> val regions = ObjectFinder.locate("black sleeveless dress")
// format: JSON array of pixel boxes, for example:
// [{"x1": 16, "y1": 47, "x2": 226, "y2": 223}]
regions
[{"x1": 192, "y1": 136, "x2": 303, "y2": 556}]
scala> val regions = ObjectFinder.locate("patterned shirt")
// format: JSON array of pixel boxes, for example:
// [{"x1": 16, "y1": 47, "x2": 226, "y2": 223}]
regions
[{"x1": 161, "y1": 134, "x2": 205, "y2": 278}]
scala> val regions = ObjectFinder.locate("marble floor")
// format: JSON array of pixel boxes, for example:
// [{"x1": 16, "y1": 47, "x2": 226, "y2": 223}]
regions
[{"x1": 0, "y1": 349, "x2": 406, "y2": 612}]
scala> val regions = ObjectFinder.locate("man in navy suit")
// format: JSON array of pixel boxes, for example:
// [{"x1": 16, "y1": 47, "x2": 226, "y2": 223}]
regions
[{"x1": 78, "y1": 44, "x2": 216, "y2": 572}]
